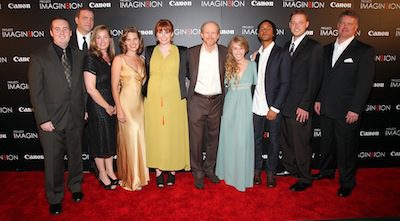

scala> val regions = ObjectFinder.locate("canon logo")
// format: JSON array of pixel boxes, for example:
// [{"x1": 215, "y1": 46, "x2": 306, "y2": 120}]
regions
[
  {"x1": 201, "y1": 0, "x2": 246, "y2": 7},
  {"x1": 169, "y1": 0, "x2": 192, "y2": 6},
  {"x1": 24, "y1": 154, "x2": 44, "y2": 160},
  {"x1": 360, "y1": 2, "x2": 400, "y2": 10},
  {"x1": 120, "y1": 0, "x2": 163, "y2": 8},
  {"x1": 39, "y1": 2, "x2": 83, "y2": 10},
  {"x1": 0, "y1": 134, "x2": 7, "y2": 139},
  {"x1": 368, "y1": 30, "x2": 390, "y2": 36},
  {"x1": 8, "y1": 3, "x2": 31, "y2": 9},
  {"x1": 0, "y1": 154, "x2": 19, "y2": 161},
  {"x1": 0, "y1": 107, "x2": 13, "y2": 114},
  {"x1": 251, "y1": 0, "x2": 274, "y2": 7},
  {"x1": 358, "y1": 151, "x2": 386, "y2": 158},
  {"x1": 13, "y1": 56, "x2": 30, "y2": 63},
  {"x1": 390, "y1": 151, "x2": 400, "y2": 157},
  {"x1": 305, "y1": 30, "x2": 314, "y2": 36},
  {"x1": 283, "y1": 1, "x2": 325, "y2": 9},
  {"x1": 360, "y1": 130, "x2": 380, "y2": 136},
  {"x1": 390, "y1": 79, "x2": 400, "y2": 88},
  {"x1": 18, "y1": 107, "x2": 33, "y2": 113},
  {"x1": 385, "y1": 128, "x2": 400, "y2": 136},
  {"x1": 220, "y1": 29, "x2": 235, "y2": 35},
  {"x1": 373, "y1": 82, "x2": 385, "y2": 88},
  {"x1": 89, "y1": 2, "x2": 111, "y2": 8},
  {"x1": 330, "y1": 2, "x2": 351, "y2": 8}
]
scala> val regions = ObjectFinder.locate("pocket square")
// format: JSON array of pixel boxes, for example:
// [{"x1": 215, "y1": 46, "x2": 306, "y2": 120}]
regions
[{"x1": 344, "y1": 58, "x2": 354, "y2": 63}]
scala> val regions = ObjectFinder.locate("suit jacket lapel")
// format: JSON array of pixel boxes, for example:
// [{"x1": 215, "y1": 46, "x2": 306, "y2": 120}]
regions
[
  {"x1": 265, "y1": 45, "x2": 277, "y2": 78},
  {"x1": 332, "y1": 39, "x2": 357, "y2": 70},
  {"x1": 292, "y1": 36, "x2": 308, "y2": 59}
]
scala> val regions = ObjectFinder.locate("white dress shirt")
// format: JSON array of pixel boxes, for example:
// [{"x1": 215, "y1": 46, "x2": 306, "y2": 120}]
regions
[
  {"x1": 253, "y1": 42, "x2": 279, "y2": 116},
  {"x1": 76, "y1": 29, "x2": 91, "y2": 50},
  {"x1": 332, "y1": 36, "x2": 354, "y2": 67},
  {"x1": 290, "y1": 32, "x2": 307, "y2": 54},
  {"x1": 195, "y1": 44, "x2": 221, "y2": 95}
]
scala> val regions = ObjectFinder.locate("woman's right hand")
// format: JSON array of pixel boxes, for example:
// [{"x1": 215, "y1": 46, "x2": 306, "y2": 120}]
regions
[{"x1": 116, "y1": 108, "x2": 126, "y2": 123}]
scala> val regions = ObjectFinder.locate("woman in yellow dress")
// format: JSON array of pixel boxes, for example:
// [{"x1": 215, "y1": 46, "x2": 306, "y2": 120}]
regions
[
  {"x1": 143, "y1": 19, "x2": 190, "y2": 188},
  {"x1": 111, "y1": 27, "x2": 149, "y2": 191}
]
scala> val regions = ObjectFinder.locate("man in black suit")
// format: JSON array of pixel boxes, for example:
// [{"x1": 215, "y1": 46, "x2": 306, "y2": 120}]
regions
[
  {"x1": 252, "y1": 19, "x2": 291, "y2": 188},
  {"x1": 280, "y1": 10, "x2": 323, "y2": 192},
  {"x1": 28, "y1": 17, "x2": 86, "y2": 214},
  {"x1": 70, "y1": 8, "x2": 94, "y2": 51},
  {"x1": 313, "y1": 10, "x2": 375, "y2": 197},
  {"x1": 187, "y1": 21, "x2": 227, "y2": 189}
]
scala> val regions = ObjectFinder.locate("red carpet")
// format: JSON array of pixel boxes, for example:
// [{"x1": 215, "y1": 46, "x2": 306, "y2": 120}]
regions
[{"x1": 0, "y1": 168, "x2": 399, "y2": 220}]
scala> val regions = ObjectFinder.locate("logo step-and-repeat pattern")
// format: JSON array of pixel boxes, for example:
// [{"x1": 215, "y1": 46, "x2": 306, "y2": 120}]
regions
[{"x1": 0, "y1": 0, "x2": 399, "y2": 170}]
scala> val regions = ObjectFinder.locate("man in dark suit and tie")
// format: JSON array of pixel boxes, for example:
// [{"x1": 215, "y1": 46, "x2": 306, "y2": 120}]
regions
[
  {"x1": 187, "y1": 21, "x2": 227, "y2": 189},
  {"x1": 28, "y1": 17, "x2": 86, "y2": 214},
  {"x1": 252, "y1": 19, "x2": 291, "y2": 188},
  {"x1": 70, "y1": 8, "x2": 94, "y2": 51},
  {"x1": 280, "y1": 10, "x2": 323, "y2": 192},
  {"x1": 313, "y1": 10, "x2": 375, "y2": 197}
]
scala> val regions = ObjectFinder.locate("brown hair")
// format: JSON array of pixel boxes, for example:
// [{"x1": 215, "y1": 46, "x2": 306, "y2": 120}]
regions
[
  {"x1": 154, "y1": 19, "x2": 174, "y2": 35},
  {"x1": 119, "y1": 26, "x2": 144, "y2": 54},
  {"x1": 89, "y1": 25, "x2": 115, "y2": 60}
]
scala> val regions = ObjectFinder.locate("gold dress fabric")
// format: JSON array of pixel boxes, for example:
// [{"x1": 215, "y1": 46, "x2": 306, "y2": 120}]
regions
[
  {"x1": 144, "y1": 45, "x2": 190, "y2": 171},
  {"x1": 116, "y1": 58, "x2": 149, "y2": 191}
]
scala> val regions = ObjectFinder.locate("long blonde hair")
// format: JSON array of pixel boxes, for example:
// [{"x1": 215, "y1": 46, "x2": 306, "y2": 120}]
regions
[
  {"x1": 225, "y1": 35, "x2": 249, "y2": 85},
  {"x1": 89, "y1": 25, "x2": 115, "y2": 60}
]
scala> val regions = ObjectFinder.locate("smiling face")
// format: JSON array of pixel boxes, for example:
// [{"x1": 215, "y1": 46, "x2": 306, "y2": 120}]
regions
[
  {"x1": 50, "y1": 19, "x2": 72, "y2": 48},
  {"x1": 156, "y1": 29, "x2": 173, "y2": 46},
  {"x1": 231, "y1": 41, "x2": 246, "y2": 63},
  {"x1": 337, "y1": 15, "x2": 358, "y2": 41},
  {"x1": 289, "y1": 13, "x2": 309, "y2": 39},
  {"x1": 124, "y1": 32, "x2": 140, "y2": 54},
  {"x1": 200, "y1": 22, "x2": 220, "y2": 49},
  {"x1": 94, "y1": 29, "x2": 110, "y2": 52}
]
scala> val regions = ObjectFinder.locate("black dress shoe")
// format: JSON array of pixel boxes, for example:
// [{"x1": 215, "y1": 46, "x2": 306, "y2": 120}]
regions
[
  {"x1": 289, "y1": 182, "x2": 312, "y2": 192},
  {"x1": 254, "y1": 174, "x2": 262, "y2": 185},
  {"x1": 312, "y1": 173, "x2": 335, "y2": 180},
  {"x1": 49, "y1": 203, "x2": 62, "y2": 215},
  {"x1": 156, "y1": 173, "x2": 164, "y2": 188},
  {"x1": 194, "y1": 179, "x2": 204, "y2": 189},
  {"x1": 206, "y1": 173, "x2": 220, "y2": 184},
  {"x1": 337, "y1": 186, "x2": 353, "y2": 197},
  {"x1": 267, "y1": 175, "x2": 276, "y2": 188},
  {"x1": 72, "y1": 192, "x2": 83, "y2": 202},
  {"x1": 166, "y1": 173, "x2": 175, "y2": 186},
  {"x1": 276, "y1": 170, "x2": 291, "y2": 176}
]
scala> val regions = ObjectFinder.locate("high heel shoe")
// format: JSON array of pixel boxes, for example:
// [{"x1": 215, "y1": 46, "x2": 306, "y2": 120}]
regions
[
  {"x1": 108, "y1": 176, "x2": 120, "y2": 186},
  {"x1": 99, "y1": 179, "x2": 116, "y2": 190},
  {"x1": 156, "y1": 173, "x2": 164, "y2": 188},
  {"x1": 167, "y1": 172, "x2": 175, "y2": 186}
]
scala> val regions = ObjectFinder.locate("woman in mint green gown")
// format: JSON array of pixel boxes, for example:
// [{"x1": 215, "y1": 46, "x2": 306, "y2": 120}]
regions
[{"x1": 216, "y1": 36, "x2": 257, "y2": 192}]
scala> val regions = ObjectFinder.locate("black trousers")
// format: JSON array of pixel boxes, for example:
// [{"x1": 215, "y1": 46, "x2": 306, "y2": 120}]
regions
[
  {"x1": 40, "y1": 125, "x2": 83, "y2": 205},
  {"x1": 281, "y1": 116, "x2": 312, "y2": 184},
  {"x1": 253, "y1": 113, "x2": 282, "y2": 174},
  {"x1": 319, "y1": 115, "x2": 359, "y2": 188}
]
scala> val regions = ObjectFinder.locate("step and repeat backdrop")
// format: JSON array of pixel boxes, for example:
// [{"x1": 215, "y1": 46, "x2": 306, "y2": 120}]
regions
[{"x1": 0, "y1": 0, "x2": 399, "y2": 171}]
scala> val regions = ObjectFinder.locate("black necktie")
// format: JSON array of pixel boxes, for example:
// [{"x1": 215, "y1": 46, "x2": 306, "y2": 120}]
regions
[
  {"x1": 289, "y1": 42, "x2": 295, "y2": 56},
  {"x1": 61, "y1": 49, "x2": 72, "y2": 88},
  {"x1": 82, "y1": 36, "x2": 88, "y2": 50}
]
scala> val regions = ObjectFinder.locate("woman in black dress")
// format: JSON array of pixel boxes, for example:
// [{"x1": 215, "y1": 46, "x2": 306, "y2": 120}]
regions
[{"x1": 83, "y1": 25, "x2": 118, "y2": 190}]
